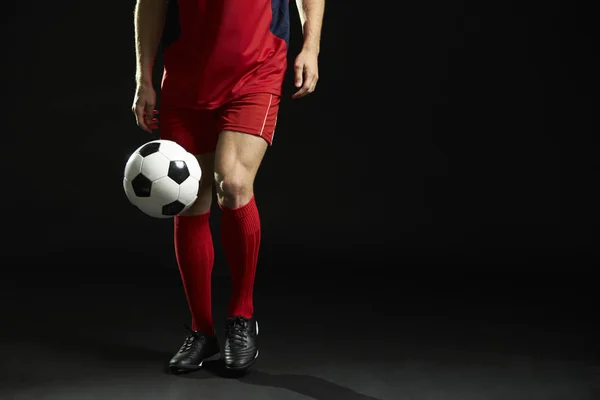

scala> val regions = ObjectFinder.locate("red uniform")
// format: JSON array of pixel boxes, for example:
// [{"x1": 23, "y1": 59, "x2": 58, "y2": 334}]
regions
[{"x1": 160, "y1": 0, "x2": 290, "y2": 154}]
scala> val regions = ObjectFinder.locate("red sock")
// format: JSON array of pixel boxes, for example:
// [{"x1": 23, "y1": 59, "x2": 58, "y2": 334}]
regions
[
  {"x1": 174, "y1": 213, "x2": 215, "y2": 334},
  {"x1": 220, "y1": 196, "x2": 261, "y2": 318}
]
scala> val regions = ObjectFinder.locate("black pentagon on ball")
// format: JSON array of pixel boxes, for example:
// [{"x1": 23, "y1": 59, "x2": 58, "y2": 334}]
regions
[
  {"x1": 138, "y1": 142, "x2": 160, "y2": 157},
  {"x1": 168, "y1": 160, "x2": 190, "y2": 184},
  {"x1": 162, "y1": 200, "x2": 186, "y2": 216},
  {"x1": 131, "y1": 174, "x2": 152, "y2": 197}
]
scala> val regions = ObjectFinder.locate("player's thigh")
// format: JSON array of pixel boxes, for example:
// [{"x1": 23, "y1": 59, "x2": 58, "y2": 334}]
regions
[
  {"x1": 214, "y1": 93, "x2": 279, "y2": 181},
  {"x1": 160, "y1": 104, "x2": 220, "y2": 179},
  {"x1": 160, "y1": 106, "x2": 218, "y2": 214},
  {"x1": 215, "y1": 131, "x2": 268, "y2": 186}
]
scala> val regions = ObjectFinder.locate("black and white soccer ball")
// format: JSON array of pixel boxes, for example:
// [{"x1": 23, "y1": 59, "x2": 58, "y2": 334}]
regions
[{"x1": 123, "y1": 140, "x2": 201, "y2": 218}]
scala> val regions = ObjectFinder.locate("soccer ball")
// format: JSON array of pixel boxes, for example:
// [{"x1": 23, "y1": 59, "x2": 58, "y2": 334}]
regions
[{"x1": 123, "y1": 140, "x2": 201, "y2": 218}]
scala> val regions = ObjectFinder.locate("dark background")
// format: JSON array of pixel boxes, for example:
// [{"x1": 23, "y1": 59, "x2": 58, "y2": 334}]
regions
[
  {"x1": 1, "y1": 1, "x2": 599, "y2": 399},
  {"x1": 2, "y1": 0, "x2": 598, "y2": 273}
]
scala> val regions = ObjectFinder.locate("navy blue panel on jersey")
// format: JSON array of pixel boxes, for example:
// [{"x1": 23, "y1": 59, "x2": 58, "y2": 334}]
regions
[{"x1": 270, "y1": 0, "x2": 290, "y2": 46}]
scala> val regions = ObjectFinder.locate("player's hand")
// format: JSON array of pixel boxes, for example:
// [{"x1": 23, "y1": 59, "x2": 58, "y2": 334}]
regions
[
  {"x1": 132, "y1": 82, "x2": 159, "y2": 133},
  {"x1": 292, "y1": 48, "x2": 319, "y2": 99}
]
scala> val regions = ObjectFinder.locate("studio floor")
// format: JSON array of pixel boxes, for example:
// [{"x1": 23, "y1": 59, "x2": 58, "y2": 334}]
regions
[{"x1": 1, "y1": 255, "x2": 598, "y2": 400}]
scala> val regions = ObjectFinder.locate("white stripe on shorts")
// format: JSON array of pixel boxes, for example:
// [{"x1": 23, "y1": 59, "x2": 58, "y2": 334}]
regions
[{"x1": 259, "y1": 95, "x2": 273, "y2": 136}]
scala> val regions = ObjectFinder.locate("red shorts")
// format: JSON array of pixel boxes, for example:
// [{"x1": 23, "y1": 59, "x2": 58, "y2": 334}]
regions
[{"x1": 159, "y1": 93, "x2": 280, "y2": 155}]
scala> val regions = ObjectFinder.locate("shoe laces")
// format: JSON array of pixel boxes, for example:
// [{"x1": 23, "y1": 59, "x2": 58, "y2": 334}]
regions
[
  {"x1": 226, "y1": 317, "x2": 250, "y2": 349},
  {"x1": 179, "y1": 325, "x2": 205, "y2": 353}
]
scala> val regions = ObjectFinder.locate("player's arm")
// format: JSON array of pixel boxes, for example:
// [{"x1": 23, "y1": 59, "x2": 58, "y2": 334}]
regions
[
  {"x1": 292, "y1": 0, "x2": 324, "y2": 99},
  {"x1": 134, "y1": 0, "x2": 168, "y2": 86},
  {"x1": 296, "y1": 0, "x2": 324, "y2": 54},
  {"x1": 132, "y1": 0, "x2": 168, "y2": 132}
]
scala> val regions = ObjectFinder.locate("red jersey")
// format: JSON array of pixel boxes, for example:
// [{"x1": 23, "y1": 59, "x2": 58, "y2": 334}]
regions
[{"x1": 160, "y1": 0, "x2": 290, "y2": 109}]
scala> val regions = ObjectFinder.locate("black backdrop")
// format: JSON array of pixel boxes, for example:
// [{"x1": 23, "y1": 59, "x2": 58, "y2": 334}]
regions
[{"x1": 2, "y1": 1, "x2": 598, "y2": 277}]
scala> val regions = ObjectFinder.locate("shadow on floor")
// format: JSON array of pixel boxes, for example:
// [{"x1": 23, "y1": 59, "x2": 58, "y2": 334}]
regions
[
  {"x1": 177, "y1": 360, "x2": 383, "y2": 400},
  {"x1": 4, "y1": 331, "x2": 382, "y2": 400}
]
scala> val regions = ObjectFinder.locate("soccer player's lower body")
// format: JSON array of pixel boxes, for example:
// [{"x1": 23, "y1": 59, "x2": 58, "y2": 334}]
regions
[{"x1": 159, "y1": 93, "x2": 279, "y2": 373}]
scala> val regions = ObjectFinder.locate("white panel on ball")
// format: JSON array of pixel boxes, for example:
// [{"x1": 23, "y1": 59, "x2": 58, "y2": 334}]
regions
[
  {"x1": 182, "y1": 151, "x2": 202, "y2": 181},
  {"x1": 151, "y1": 176, "x2": 180, "y2": 205},
  {"x1": 141, "y1": 152, "x2": 170, "y2": 181},
  {"x1": 178, "y1": 177, "x2": 200, "y2": 208},
  {"x1": 124, "y1": 153, "x2": 144, "y2": 181},
  {"x1": 158, "y1": 140, "x2": 188, "y2": 160},
  {"x1": 135, "y1": 197, "x2": 168, "y2": 219}
]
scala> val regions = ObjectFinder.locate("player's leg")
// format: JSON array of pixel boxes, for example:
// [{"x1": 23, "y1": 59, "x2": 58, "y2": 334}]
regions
[
  {"x1": 181, "y1": 152, "x2": 215, "y2": 216},
  {"x1": 215, "y1": 131, "x2": 268, "y2": 208},
  {"x1": 214, "y1": 93, "x2": 279, "y2": 371},
  {"x1": 159, "y1": 105, "x2": 220, "y2": 373},
  {"x1": 173, "y1": 151, "x2": 216, "y2": 332}
]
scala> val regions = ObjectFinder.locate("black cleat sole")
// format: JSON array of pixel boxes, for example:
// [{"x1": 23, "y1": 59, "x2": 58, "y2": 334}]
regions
[{"x1": 169, "y1": 352, "x2": 221, "y2": 374}]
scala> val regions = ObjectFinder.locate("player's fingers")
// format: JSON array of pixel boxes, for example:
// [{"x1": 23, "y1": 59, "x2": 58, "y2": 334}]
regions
[
  {"x1": 292, "y1": 87, "x2": 307, "y2": 99},
  {"x1": 293, "y1": 73, "x2": 315, "y2": 99},
  {"x1": 292, "y1": 87, "x2": 309, "y2": 99},
  {"x1": 144, "y1": 104, "x2": 155, "y2": 123},
  {"x1": 293, "y1": 81, "x2": 311, "y2": 98},
  {"x1": 309, "y1": 75, "x2": 319, "y2": 93},
  {"x1": 149, "y1": 110, "x2": 160, "y2": 130},
  {"x1": 144, "y1": 109, "x2": 156, "y2": 132},
  {"x1": 134, "y1": 105, "x2": 151, "y2": 133},
  {"x1": 294, "y1": 62, "x2": 304, "y2": 88},
  {"x1": 305, "y1": 72, "x2": 318, "y2": 93}
]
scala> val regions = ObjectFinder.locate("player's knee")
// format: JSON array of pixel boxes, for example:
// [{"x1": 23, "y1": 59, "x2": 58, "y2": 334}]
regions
[
  {"x1": 217, "y1": 174, "x2": 249, "y2": 198},
  {"x1": 215, "y1": 172, "x2": 252, "y2": 208}
]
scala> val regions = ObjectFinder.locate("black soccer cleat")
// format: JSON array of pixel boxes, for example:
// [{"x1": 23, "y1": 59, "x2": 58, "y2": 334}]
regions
[
  {"x1": 168, "y1": 327, "x2": 220, "y2": 373},
  {"x1": 223, "y1": 316, "x2": 259, "y2": 371}
]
